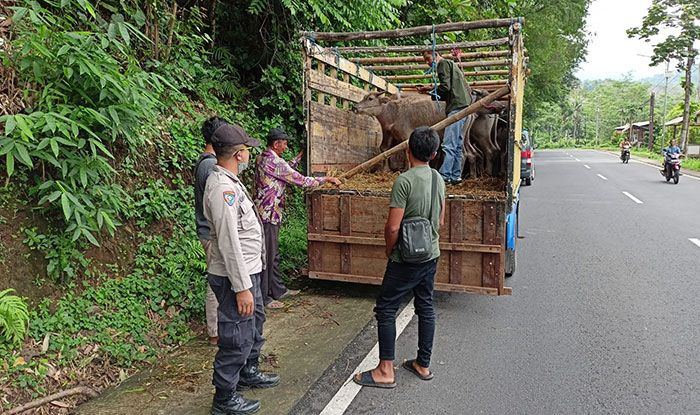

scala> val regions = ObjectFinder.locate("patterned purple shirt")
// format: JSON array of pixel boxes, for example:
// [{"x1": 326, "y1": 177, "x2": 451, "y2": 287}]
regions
[{"x1": 254, "y1": 148, "x2": 327, "y2": 224}]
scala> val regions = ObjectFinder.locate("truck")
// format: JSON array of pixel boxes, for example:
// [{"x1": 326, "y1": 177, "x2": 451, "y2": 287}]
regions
[{"x1": 300, "y1": 18, "x2": 526, "y2": 295}]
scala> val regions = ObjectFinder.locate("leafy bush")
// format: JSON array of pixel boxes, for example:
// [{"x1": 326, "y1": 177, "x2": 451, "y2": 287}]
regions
[
  {"x1": 23, "y1": 228, "x2": 90, "y2": 283},
  {"x1": 278, "y1": 188, "x2": 308, "y2": 281},
  {"x1": 0, "y1": 289, "x2": 29, "y2": 350},
  {"x1": 0, "y1": 0, "x2": 169, "y2": 247}
]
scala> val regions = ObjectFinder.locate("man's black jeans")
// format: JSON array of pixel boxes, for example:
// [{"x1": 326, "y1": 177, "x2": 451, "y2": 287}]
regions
[{"x1": 374, "y1": 258, "x2": 438, "y2": 368}]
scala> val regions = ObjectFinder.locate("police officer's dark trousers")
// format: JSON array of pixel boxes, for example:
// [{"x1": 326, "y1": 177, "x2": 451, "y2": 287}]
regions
[
  {"x1": 249, "y1": 272, "x2": 266, "y2": 362},
  {"x1": 208, "y1": 272, "x2": 262, "y2": 395}
]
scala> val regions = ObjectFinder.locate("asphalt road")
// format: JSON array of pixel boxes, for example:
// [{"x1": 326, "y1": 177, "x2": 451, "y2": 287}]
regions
[{"x1": 299, "y1": 149, "x2": 700, "y2": 415}]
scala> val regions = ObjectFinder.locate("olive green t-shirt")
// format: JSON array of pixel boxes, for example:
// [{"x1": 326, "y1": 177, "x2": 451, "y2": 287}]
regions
[{"x1": 389, "y1": 166, "x2": 446, "y2": 263}]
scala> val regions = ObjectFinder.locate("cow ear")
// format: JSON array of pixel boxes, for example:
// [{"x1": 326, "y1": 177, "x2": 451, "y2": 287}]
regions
[{"x1": 379, "y1": 94, "x2": 398, "y2": 103}]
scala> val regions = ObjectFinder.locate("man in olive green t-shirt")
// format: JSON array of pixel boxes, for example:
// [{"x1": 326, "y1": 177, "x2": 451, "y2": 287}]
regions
[
  {"x1": 353, "y1": 127, "x2": 446, "y2": 389},
  {"x1": 418, "y1": 50, "x2": 472, "y2": 185}
]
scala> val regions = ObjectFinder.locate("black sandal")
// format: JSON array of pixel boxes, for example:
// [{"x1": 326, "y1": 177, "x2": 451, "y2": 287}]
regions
[
  {"x1": 402, "y1": 359, "x2": 434, "y2": 381},
  {"x1": 352, "y1": 370, "x2": 397, "y2": 389}
]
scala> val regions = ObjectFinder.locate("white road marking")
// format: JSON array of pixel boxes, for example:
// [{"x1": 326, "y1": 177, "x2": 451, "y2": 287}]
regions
[
  {"x1": 597, "y1": 174, "x2": 608, "y2": 181},
  {"x1": 690, "y1": 238, "x2": 700, "y2": 249},
  {"x1": 319, "y1": 300, "x2": 416, "y2": 415},
  {"x1": 583, "y1": 164, "x2": 591, "y2": 169},
  {"x1": 574, "y1": 158, "x2": 581, "y2": 162},
  {"x1": 622, "y1": 191, "x2": 643, "y2": 204}
]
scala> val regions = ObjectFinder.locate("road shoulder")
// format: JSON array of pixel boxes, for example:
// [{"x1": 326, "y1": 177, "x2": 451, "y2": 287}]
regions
[{"x1": 76, "y1": 287, "x2": 376, "y2": 415}]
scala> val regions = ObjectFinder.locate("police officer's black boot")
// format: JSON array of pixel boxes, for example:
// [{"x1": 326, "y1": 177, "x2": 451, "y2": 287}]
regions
[
  {"x1": 237, "y1": 358, "x2": 280, "y2": 390},
  {"x1": 211, "y1": 389, "x2": 260, "y2": 415}
]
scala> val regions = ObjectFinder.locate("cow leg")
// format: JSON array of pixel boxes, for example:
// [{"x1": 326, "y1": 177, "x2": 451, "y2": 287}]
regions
[{"x1": 461, "y1": 115, "x2": 478, "y2": 179}]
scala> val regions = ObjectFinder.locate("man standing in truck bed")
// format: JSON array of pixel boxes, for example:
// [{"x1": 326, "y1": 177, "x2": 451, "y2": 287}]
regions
[{"x1": 418, "y1": 50, "x2": 472, "y2": 185}]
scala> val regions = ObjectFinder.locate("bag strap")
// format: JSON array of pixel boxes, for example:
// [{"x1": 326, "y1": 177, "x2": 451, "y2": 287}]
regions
[{"x1": 427, "y1": 168, "x2": 438, "y2": 227}]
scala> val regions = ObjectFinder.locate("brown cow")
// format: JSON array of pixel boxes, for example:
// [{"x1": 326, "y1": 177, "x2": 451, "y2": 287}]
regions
[{"x1": 354, "y1": 92, "x2": 449, "y2": 170}]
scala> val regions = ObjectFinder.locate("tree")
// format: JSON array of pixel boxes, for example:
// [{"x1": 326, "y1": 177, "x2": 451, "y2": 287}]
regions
[
  {"x1": 628, "y1": 0, "x2": 700, "y2": 151},
  {"x1": 404, "y1": 0, "x2": 591, "y2": 118}
]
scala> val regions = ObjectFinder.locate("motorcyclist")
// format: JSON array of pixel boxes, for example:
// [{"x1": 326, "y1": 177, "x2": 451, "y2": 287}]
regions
[
  {"x1": 661, "y1": 139, "x2": 682, "y2": 173},
  {"x1": 619, "y1": 138, "x2": 631, "y2": 160}
]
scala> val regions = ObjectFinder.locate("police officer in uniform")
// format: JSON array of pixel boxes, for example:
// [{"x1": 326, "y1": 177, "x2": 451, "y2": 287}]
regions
[{"x1": 203, "y1": 123, "x2": 279, "y2": 415}]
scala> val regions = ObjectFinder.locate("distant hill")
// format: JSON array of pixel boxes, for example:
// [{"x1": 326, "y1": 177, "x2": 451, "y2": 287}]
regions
[{"x1": 637, "y1": 66, "x2": 699, "y2": 97}]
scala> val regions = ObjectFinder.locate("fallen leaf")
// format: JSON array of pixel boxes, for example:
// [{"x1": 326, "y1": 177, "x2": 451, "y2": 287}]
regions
[
  {"x1": 50, "y1": 400, "x2": 70, "y2": 408},
  {"x1": 13, "y1": 356, "x2": 26, "y2": 367},
  {"x1": 119, "y1": 368, "x2": 128, "y2": 382},
  {"x1": 41, "y1": 333, "x2": 51, "y2": 354}
]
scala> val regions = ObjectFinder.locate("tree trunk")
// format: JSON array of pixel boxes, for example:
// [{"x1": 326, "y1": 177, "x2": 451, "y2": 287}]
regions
[
  {"x1": 648, "y1": 92, "x2": 655, "y2": 150},
  {"x1": 679, "y1": 49, "x2": 694, "y2": 153}
]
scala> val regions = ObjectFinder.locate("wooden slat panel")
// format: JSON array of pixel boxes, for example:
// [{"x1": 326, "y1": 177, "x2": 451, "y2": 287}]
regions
[
  {"x1": 307, "y1": 234, "x2": 502, "y2": 253},
  {"x1": 329, "y1": 67, "x2": 338, "y2": 107},
  {"x1": 355, "y1": 51, "x2": 511, "y2": 65},
  {"x1": 304, "y1": 38, "x2": 399, "y2": 94},
  {"x1": 343, "y1": 73, "x2": 351, "y2": 109},
  {"x1": 308, "y1": 271, "x2": 505, "y2": 295},
  {"x1": 316, "y1": 63, "x2": 326, "y2": 103},
  {"x1": 449, "y1": 200, "x2": 464, "y2": 285},
  {"x1": 335, "y1": 38, "x2": 510, "y2": 54},
  {"x1": 367, "y1": 60, "x2": 511, "y2": 72},
  {"x1": 308, "y1": 69, "x2": 367, "y2": 103},
  {"x1": 302, "y1": 19, "x2": 516, "y2": 42},
  {"x1": 384, "y1": 70, "x2": 510, "y2": 81},
  {"x1": 481, "y1": 202, "x2": 499, "y2": 289},
  {"x1": 308, "y1": 101, "x2": 382, "y2": 174},
  {"x1": 306, "y1": 193, "x2": 509, "y2": 295},
  {"x1": 340, "y1": 195, "x2": 352, "y2": 274},
  {"x1": 308, "y1": 193, "x2": 323, "y2": 272}
]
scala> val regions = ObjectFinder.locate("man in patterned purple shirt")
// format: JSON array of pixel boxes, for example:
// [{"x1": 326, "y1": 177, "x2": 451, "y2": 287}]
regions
[{"x1": 254, "y1": 128, "x2": 341, "y2": 308}]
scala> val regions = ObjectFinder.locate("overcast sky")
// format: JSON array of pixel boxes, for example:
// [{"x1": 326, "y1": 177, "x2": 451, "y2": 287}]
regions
[{"x1": 576, "y1": 0, "x2": 662, "y2": 81}]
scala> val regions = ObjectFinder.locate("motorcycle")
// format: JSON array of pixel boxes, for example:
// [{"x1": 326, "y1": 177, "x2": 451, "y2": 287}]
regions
[
  {"x1": 620, "y1": 145, "x2": 630, "y2": 164},
  {"x1": 661, "y1": 152, "x2": 681, "y2": 184}
]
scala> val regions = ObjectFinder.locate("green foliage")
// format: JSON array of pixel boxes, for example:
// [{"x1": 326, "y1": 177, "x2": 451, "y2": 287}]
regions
[
  {"x1": 627, "y1": 0, "x2": 700, "y2": 70},
  {"x1": 2, "y1": 0, "x2": 164, "y2": 251},
  {"x1": 273, "y1": 0, "x2": 406, "y2": 30},
  {"x1": 129, "y1": 178, "x2": 192, "y2": 228},
  {"x1": 0, "y1": 289, "x2": 30, "y2": 350},
  {"x1": 628, "y1": 0, "x2": 699, "y2": 147},
  {"x1": 1, "y1": 225, "x2": 207, "y2": 396},
  {"x1": 23, "y1": 228, "x2": 90, "y2": 283},
  {"x1": 278, "y1": 188, "x2": 308, "y2": 280}
]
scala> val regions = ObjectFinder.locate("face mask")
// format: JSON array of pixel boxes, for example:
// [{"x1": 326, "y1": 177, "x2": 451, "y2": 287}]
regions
[{"x1": 238, "y1": 162, "x2": 249, "y2": 172}]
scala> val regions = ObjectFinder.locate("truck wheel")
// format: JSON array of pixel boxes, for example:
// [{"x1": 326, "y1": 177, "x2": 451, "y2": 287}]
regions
[{"x1": 505, "y1": 248, "x2": 516, "y2": 278}]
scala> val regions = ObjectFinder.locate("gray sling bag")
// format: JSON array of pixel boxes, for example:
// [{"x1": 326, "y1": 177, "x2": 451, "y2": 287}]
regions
[{"x1": 398, "y1": 169, "x2": 438, "y2": 264}]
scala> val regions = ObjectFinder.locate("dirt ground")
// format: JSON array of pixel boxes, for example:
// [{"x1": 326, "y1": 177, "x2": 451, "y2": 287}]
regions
[{"x1": 75, "y1": 285, "x2": 377, "y2": 415}]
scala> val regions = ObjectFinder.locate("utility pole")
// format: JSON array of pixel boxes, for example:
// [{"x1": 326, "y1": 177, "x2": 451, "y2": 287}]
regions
[
  {"x1": 595, "y1": 107, "x2": 600, "y2": 145},
  {"x1": 648, "y1": 92, "x2": 655, "y2": 150}
]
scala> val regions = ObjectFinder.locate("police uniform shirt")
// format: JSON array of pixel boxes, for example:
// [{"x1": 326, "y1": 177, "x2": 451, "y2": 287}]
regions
[{"x1": 203, "y1": 165, "x2": 263, "y2": 292}]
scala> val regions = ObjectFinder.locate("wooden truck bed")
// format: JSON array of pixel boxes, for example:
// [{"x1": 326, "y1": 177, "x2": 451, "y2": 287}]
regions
[
  {"x1": 301, "y1": 19, "x2": 525, "y2": 295},
  {"x1": 307, "y1": 191, "x2": 510, "y2": 295}
]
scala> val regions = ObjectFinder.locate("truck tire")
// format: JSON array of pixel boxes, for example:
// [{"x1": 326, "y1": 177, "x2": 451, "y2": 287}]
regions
[{"x1": 505, "y1": 248, "x2": 516, "y2": 278}]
